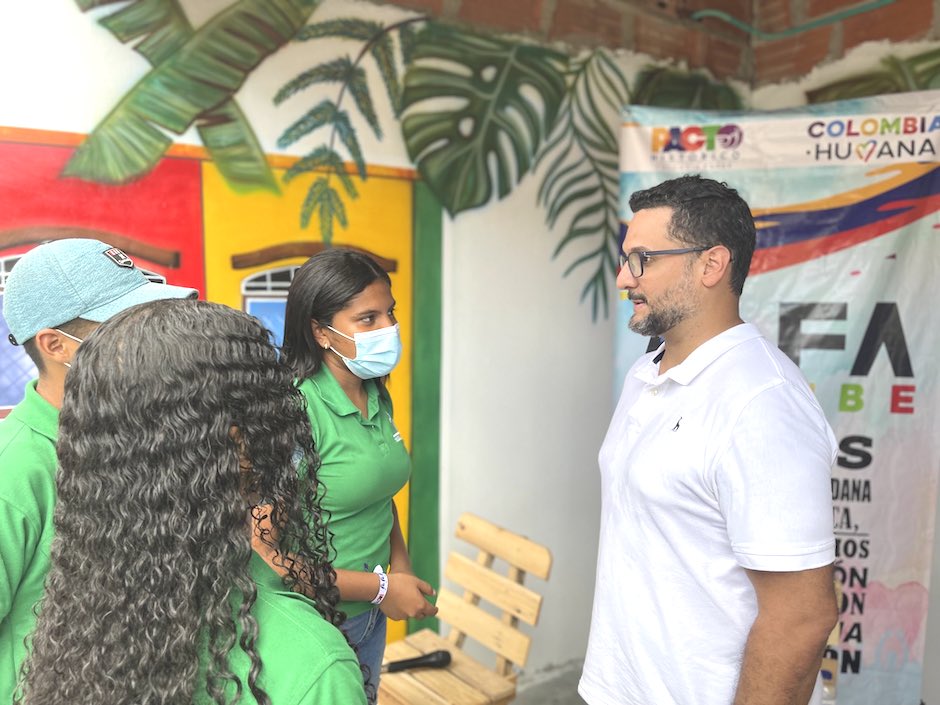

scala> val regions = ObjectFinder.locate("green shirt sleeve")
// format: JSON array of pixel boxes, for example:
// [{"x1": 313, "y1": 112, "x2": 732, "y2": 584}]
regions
[
  {"x1": 298, "y1": 656, "x2": 368, "y2": 705},
  {"x1": 0, "y1": 498, "x2": 34, "y2": 620},
  {"x1": 0, "y1": 391, "x2": 59, "y2": 705}
]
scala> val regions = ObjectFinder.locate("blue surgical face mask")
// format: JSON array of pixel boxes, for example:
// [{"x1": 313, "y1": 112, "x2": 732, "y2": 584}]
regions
[{"x1": 326, "y1": 323, "x2": 401, "y2": 379}]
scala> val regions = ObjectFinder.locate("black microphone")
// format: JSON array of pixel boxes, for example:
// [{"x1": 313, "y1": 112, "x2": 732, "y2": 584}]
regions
[{"x1": 381, "y1": 649, "x2": 452, "y2": 673}]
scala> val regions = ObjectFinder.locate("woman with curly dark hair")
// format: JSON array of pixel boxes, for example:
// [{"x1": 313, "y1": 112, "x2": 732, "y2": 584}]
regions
[{"x1": 17, "y1": 299, "x2": 367, "y2": 705}]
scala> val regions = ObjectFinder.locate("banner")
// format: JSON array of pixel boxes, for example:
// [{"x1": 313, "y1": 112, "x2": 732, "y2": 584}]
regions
[{"x1": 618, "y1": 91, "x2": 940, "y2": 705}]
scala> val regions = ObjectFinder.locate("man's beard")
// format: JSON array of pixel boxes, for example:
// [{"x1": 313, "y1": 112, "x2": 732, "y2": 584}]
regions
[
  {"x1": 628, "y1": 273, "x2": 697, "y2": 338},
  {"x1": 628, "y1": 303, "x2": 691, "y2": 337}
]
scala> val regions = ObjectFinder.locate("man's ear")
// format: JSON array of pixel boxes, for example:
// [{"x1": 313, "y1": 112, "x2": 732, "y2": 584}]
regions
[
  {"x1": 701, "y1": 246, "x2": 733, "y2": 289},
  {"x1": 33, "y1": 328, "x2": 71, "y2": 365}
]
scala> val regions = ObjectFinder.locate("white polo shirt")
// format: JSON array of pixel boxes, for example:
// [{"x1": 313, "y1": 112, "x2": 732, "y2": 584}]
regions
[{"x1": 579, "y1": 323, "x2": 836, "y2": 705}]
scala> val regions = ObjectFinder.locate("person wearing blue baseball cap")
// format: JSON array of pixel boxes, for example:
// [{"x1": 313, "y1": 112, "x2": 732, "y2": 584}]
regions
[{"x1": 0, "y1": 236, "x2": 197, "y2": 702}]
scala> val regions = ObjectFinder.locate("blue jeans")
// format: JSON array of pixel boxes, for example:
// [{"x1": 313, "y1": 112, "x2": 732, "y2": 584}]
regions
[{"x1": 341, "y1": 607, "x2": 387, "y2": 702}]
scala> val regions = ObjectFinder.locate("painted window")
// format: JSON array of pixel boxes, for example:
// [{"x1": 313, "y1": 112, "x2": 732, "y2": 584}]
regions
[{"x1": 242, "y1": 265, "x2": 298, "y2": 347}]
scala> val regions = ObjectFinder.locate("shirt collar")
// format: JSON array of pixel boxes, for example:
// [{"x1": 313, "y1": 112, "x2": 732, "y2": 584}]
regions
[
  {"x1": 635, "y1": 323, "x2": 763, "y2": 386},
  {"x1": 305, "y1": 365, "x2": 380, "y2": 420},
  {"x1": 250, "y1": 551, "x2": 288, "y2": 592},
  {"x1": 7, "y1": 379, "x2": 59, "y2": 441}
]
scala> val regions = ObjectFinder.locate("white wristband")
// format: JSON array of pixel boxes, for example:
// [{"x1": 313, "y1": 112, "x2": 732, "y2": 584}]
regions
[{"x1": 371, "y1": 565, "x2": 388, "y2": 605}]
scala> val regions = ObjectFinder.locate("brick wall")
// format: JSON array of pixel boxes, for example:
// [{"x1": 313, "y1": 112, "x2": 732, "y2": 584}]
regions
[{"x1": 376, "y1": 0, "x2": 939, "y2": 86}]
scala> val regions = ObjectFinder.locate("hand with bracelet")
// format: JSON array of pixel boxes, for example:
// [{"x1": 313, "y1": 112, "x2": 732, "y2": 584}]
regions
[{"x1": 370, "y1": 563, "x2": 438, "y2": 622}]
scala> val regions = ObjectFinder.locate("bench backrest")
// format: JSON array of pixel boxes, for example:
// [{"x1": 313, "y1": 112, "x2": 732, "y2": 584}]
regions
[{"x1": 437, "y1": 513, "x2": 553, "y2": 677}]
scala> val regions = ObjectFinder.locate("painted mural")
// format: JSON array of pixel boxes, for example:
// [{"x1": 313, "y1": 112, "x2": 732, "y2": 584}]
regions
[
  {"x1": 807, "y1": 46, "x2": 940, "y2": 104},
  {"x1": 0, "y1": 0, "x2": 744, "y2": 652},
  {"x1": 62, "y1": 1, "x2": 741, "y2": 321},
  {"x1": 0, "y1": 125, "x2": 432, "y2": 645}
]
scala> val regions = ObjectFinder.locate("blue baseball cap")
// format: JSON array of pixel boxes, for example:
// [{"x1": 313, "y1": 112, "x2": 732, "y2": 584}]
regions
[{"x1": 3, "y1": 238, "x2": 198, "y2": 345}]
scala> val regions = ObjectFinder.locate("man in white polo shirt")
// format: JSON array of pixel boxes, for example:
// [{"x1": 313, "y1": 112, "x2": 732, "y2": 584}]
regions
[{"x1": 579, "y1": 175, "x2": 838, "y2": 705}]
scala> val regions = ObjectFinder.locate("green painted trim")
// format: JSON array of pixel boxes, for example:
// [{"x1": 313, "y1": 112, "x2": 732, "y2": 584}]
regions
[{"x1": 408, "y1": 180, "x2": 443, "y2": 634}]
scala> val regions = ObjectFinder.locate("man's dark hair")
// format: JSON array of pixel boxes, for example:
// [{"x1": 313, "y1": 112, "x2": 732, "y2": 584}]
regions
[
  {"x1": 22, "y1": 318, "x2": 99, "y2": 375},
  {"x1": 629, "y1": 174, "x2": 756, "y2": 295}
]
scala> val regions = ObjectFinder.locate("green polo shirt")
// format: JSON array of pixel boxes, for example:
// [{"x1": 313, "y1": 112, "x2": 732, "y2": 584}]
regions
[
  {"x1": 298, "y1": 367, "x2": 411, "y2": 617},
  {"x1": 197, "y1": 553, "x2": 367, "y2": 705},
  {"x1": 0, "y1": 380, "x2": 58, "y2": 703}
]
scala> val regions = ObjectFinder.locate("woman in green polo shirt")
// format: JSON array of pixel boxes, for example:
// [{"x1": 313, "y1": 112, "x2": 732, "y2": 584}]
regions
[
  {"x1": 19, "y1": 300, "x2": 366, "y2": 705},
  {"x1": 281, "y1": 248, "x2": 439, "y2": 697}
]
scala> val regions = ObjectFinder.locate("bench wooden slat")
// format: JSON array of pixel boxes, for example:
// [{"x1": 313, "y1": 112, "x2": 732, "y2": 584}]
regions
[
  {"x1": 383, "y1": 639, "x2": 423, "y2": 661},
  {"x1": 444, "y1": 553, "x2": 543, "y2": 626},
  {"x1": 436, "y1": 588, "x2": 531, "y2": 667},
  {"x1": 399, "y1": 666, "x2": 491, "y2": 704},
  {"x1": 406, "y1": 629, "x2": 515, "y2": 702},
  {"x1": 379, "y1": 514, "x2": 552, "y2": 705},
  {"x1": 378, "y1": 673, "x2": 452, "y2": 705},
  {"x1": 382, "y1": 633, "x2": 493, "y2": 705},
  {"x1": 455, "y1": 513, "x2": 552, "y2": 579}
]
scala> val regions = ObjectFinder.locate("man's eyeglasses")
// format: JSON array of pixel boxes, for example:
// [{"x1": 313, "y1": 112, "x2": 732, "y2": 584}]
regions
[{"x1": 618, "y1": 246, "x2": 712, "y2": 278}]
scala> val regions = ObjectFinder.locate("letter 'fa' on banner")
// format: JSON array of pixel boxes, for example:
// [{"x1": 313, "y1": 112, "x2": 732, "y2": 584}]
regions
[{"x1": 617, "y1": 91, "x2": 940, "y2": 705}]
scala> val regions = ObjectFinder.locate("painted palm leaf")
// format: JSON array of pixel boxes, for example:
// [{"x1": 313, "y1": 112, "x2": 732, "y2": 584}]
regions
[
  {"x1": 535, "y1": 49, "x2": 629, "y2": 320},
  {"x1": 401, "y1": 24, "x2": 568, "y2": 216},
  {"x1": 908, "y1": 48, "x2": 940, "y2": 88},
  {"x1": 370, "y1": 31, "x2": 402, "y2": 115},
  {"x1": 399, "y1": 22, "x2": 418, "y2": 65},
  {"x1": 295, "y1": 17, "x2": 424, "y2": 116},
  {"x1": 276, "y1": 57, "x2": 380, "y2": 139},
  {"x1": 283, "y1": 146, "x2": 357, "y2": 199},
  {"x1": 278, "y1": 99, "x2": 365, "y2": 179},
  {"x1": 807, "y1": 48, "x2": 940, "y2": 103},
  {"x1": 632, "y1": 67, "x2": 741, "y2": 110},
  {"x1": 300, "y1": 176, "x2": 348, "y2": 242},
  {"x1": 276, "y1": 16, "x2": 426, "y2": 241},
  {"x1": 66, "y1": 0, "x2": 319, "y2": 189},
  {"x1": 277, "y1": 99, "x2": 361, "y2": 241}
]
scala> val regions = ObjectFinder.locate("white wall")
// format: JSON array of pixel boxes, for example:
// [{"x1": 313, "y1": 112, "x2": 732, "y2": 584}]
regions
[{"x1": 440, "y1": 173, "x2": 611, "y2": 682}]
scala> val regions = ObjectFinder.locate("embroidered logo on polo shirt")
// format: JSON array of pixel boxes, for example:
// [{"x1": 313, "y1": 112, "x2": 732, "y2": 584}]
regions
[
  {"x1": 387, "y1": 412, "x2": 403, "y2": 443},
  {"x1": 672, "y1": 417, "x2": 682, "y2": 431}
]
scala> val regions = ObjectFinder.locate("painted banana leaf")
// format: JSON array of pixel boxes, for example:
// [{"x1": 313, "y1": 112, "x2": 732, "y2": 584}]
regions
[
  {"x1": 401, "y1": 24, "x2": 568, "y2": 216},
  {"x1": 536, "y1": 49, "x2": 629, "y2": 320},
  {"x1": 197, "y1": 101, "x2": 279, "y2": 192},
  {"x1": 631, "y1": 67, "x2": 742, "y2": 110},
  {"x1": 66, "y1": 0, "x2": 319, "y2": 191},
  {"x1": 807, "y1": 48, "x2": 940, "y2": 104}
]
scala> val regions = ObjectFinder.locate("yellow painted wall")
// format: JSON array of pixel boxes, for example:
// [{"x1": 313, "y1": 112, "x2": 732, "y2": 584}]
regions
[{"x1": 203, "y1": 162, "x2": 415, "y2": 643}]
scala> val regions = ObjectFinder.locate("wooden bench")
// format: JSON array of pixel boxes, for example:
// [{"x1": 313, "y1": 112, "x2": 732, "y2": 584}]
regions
[{"x1": 378, "y1": 513, "x2": 553, "y2": 705}]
